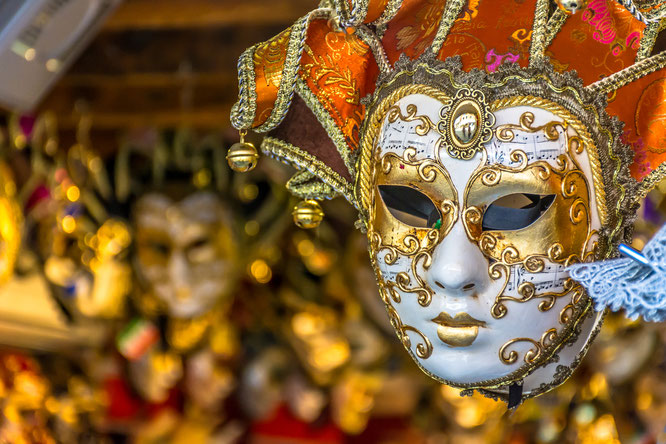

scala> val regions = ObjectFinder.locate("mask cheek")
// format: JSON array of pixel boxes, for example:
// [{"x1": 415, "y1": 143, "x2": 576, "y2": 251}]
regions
[{"x1": 372, "y1": 249, "x2": 435, "y2": 360}]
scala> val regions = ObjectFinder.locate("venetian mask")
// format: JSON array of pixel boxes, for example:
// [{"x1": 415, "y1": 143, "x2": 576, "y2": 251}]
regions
[
  {"x1": 362, "y1": 82, "x2": 602, "y2": 397},
  {"x1": 133, "y1": 191, "x2": 236, "y2": 319},
  {"x1": 351, "y1": 60, "x2": 640, "y2": 401},
  {"x1": 229, "y1": 0, "x2": 663, "y2": 401}
]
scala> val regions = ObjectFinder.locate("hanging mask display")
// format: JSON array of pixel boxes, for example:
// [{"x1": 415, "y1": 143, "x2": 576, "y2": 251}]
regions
[
  {"x1": 112, "y1": 130, "x2": 240, "y2": 322},
  {"x1": 113, "y1": 128, "x2": 292, "y2": 409},
  {"x1": 228, "y1": 0, "x2": 666, "y2": 403},
  {"x1": 133, "y1": 191, "x2": 236, "y2": 319},
  {"x1": 0, "y1": 162, "x2": 22, "y2": 286}
]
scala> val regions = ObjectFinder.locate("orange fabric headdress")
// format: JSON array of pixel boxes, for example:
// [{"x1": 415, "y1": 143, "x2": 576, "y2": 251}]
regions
[{"x1": 230, "y1": 0, "x2": 666, "y2": 207}]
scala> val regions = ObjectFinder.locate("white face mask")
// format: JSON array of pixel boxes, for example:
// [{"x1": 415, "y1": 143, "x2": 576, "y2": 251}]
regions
[
  {"x1": 134, "y1": 192, "x2": 236, "y2": 318},
  {"x1": 366, "y1": 92, "x2": 604, "y2": 396}
]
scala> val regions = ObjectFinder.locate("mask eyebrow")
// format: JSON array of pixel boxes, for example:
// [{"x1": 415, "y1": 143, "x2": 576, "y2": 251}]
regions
[{"x1": 482, "y1": 193, "x2": 555, "y2": 231}]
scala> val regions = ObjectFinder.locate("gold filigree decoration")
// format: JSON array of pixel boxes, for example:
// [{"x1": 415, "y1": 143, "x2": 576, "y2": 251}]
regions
[
  {"x1": 495, "y1": 111, "x2": 566, "y2": 142},
  {"x1": 385, "y1": 304, "x2": 433, "y2": 359},
  {"x1": 490, "y1": 96, "x2": 607, "y2": 231},
  {"x1": 386, "y1": 105, "x2": 436, "y2": 136},
  {"x1": 437, "y1": 86, "x2": 495, "y2": 161},
  {"x1": 371, "y1": 230, "x2": 439, "y2": 307},
  {"x1": 493, "y1": 277, "x2": 580, "y2": 318},
  {"x1": 464, "y1": 114, "x2": 595, "y2": 321},
  {"x1": 357, "y1": 83, "x2": 450, "y2": 221},
  {"x1": 499, "y1": 328, "x2": 558, "y2": 365}
]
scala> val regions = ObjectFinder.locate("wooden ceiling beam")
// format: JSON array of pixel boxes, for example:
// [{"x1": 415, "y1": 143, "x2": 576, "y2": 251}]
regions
[
  {"x1": 53, "y1": 106, "x2": 233, "y2": 130},
  {"x1": 103, "y1": 0, "x2": 317, "y2": 30},
  {"x1": 61, "y1": 26, "x2": 286, "y2": 75},
  {"x1": 57, "y1": 72, "x2": 237, "y2": 88}
]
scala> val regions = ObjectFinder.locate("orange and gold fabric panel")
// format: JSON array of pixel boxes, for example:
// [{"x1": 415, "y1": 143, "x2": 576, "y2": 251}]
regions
[
  {"x1": 299, "y1": 19, "x2": 380, "y2": 152},
  {"x1": 438, "y1": 0, "x2": 536, "y2": 71},
  {"x1": 548, "y1": 0, "x2": 646, "y2": 85}
]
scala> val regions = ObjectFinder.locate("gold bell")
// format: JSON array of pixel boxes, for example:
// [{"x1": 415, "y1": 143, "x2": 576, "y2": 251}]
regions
[
  {"x1": 226, "y1": 130, "x2": 259, "y2": 172},
  {"x1": 292, "y1": 199, "x2": 324, "y2": 229}
]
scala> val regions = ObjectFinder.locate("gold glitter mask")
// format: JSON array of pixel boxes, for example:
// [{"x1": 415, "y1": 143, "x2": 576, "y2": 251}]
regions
[{"x1": 134, "y1": 191, "x2": 237, "y2": 319}]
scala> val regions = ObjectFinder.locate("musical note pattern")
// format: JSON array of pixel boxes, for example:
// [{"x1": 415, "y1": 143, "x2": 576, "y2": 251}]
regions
[
  {"x1": 486, "y1": 126, "x2": 567, "y2": 166},
  {"x1": 505, "y1": 264, "x2": 567, "y2": 295},
  {"x1": 379, "y1": 116, "x2": 440, "y2": 160}
]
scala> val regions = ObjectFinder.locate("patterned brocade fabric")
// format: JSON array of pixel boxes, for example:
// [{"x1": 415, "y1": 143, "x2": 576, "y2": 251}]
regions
[
  {"x1": 437, "y1": 0, "x2": 537, "y2": 70},
  {"x1": 381, "y1": 0, "x2": 448, "y2": 63},
  {"x1": 548, "y1": 0, "x2": 646, "y2": 84},
  {"x1": 607, "y1": 68, "x2": 666, "y2": 181},
  {"x1": 253, "y1": 28, "x2": 292, "y2": 127},
  {"x1": 300, "y1": 19, "x2": 380, "y2": 153}
]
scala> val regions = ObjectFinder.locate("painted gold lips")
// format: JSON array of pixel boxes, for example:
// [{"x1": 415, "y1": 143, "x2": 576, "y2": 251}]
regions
[{"x1": 431, "y1": 312, "x2": 486, "y2": 347}]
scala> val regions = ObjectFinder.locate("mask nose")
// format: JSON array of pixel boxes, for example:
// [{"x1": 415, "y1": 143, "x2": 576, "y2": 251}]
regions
[
  {"x1": 168, "y1": 251, "x2": 191, "y2": 301},
  {"x1": 426, "y1": 222, "x2": 489, "y2": 296}
]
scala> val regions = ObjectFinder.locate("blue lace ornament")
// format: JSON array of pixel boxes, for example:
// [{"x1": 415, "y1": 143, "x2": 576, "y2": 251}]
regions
[{"x1": 568, "y1": 224, "x2": 666, "y2": 322}]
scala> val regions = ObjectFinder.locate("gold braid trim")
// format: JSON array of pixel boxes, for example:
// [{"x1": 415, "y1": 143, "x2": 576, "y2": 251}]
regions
[
  {"x1": 544, "y1": 8, "x2": 568, "y2": 50},
  {"x1": 429, "y1": 0, "x2": 466, "y2": 55},
  {"x1": 355, "y1": 25, "x2": 391, "y2": 74},
  {"x1": 338, "y1": 0, "x2": 370, "y2": 28},
  {"x1": 356, "y1": 84, "x2": 450, "y2": 221},
  {"x1": 529, "y1": 0, "x2": 551, "y2": 67},
  {"x1": 490, "y1": 95, "x2": 608, "y2": 226},
  {"x1": 287, "y1": 169, "x2": 340, "y2": 200},
  {"x1": 370, "y1": 0, "x2": 404, "y2": 26},
  {"x1": 636, "y1": 20, "x2": 661, "y2": 62},
  {"x1": 262, "y1": 136, "x2": 358, "y2": 207},
  {"x1": 616, "y1": 0, "x2": 666, "y2": 23},
  {"x1": 230, "y1": 45, "x2": 258, "y2": 129},
  {"x1": 294, "y1": 77, "x2": 357, "y2": 178},
  {"x1": 635, "y1": 162, "x2": 666, "y2": 203},
  {"x1": 586, "y1": 51, "x2": 666, "y2": 94},
  {"x1": 254, "y1": 13, "x2": 314, "y2": 132}
]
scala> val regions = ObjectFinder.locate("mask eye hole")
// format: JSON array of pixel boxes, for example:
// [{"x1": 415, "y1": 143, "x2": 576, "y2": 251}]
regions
[
  {"x1": 378, "y1": 185, "x2": 441, "y2": 228},
  {"x1": 482, "y1": 193, "x2": 555, "y2": 231}
]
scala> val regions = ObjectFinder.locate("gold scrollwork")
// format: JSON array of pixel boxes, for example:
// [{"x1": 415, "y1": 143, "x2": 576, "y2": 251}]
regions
[
  {"x1": 499, "y1": 328, "x2": 558, "y2": 365},
  {"x1": 495, "y1": 111, "x2": 566, "y2": 142},
  {"x1": 401, "y1": 325, "x2": 434, "y2": 359},
  {"x1": 559, "y1": 278, "x2": 587, "y2": 325},
  {"x1": 464, "y1": 111, "x2": 594, "y2": 323},
  {"x1": 492, "y1": 277, "x2": 580, "y2": 318},
  {"x1": 394, "y1": 251, "x2": 434, "y2": 307},
  {"x1": 387, "y1": 105, "x2": 436, "y2": 136},
  {"x1": 384, "y1": 292, "x2": 433, "y2": 359},
  {"x1": 373, "y1": 230, "x2": 437, "y2": 307}
]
